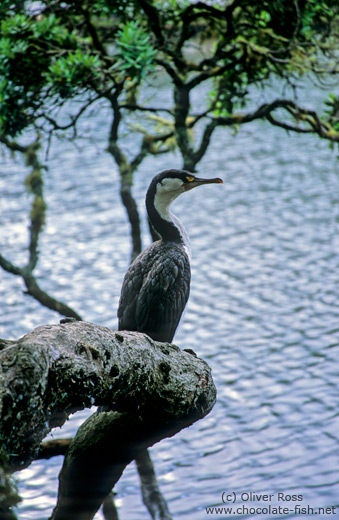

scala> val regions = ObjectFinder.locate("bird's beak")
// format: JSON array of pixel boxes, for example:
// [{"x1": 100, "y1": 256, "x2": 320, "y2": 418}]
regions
[{"x1": 184, "y1": 176, "x2": 223, "y2": 191}]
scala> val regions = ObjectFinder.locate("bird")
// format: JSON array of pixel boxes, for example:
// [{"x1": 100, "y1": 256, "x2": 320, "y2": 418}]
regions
[{"x1": 118, "y1": 169, "x2": 223, "y2": 343}]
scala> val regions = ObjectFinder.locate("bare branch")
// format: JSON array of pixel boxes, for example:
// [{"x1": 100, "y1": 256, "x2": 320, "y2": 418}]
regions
[
  {"x1": 174, "y1": 0, "x2": 241, "y2": 58},
  {"x1": 0, "y1": 134, "x2": 39, "y2": 154},
  {"x1": 135, "y1": 450, "x2": 172, "y2": 520},
  {"x1": 41, "y1": 94, "x2": 102, "y2": 132},
  {"x1": 0, "y1": 137, "x2": 82, "y2": 320},
  {"x1": 23, "y1": 270, "x2": 83, "y2": 319},
  {"x1": 0, "y1": 255, "x2": 22, "y2": 276},
  {"x1": 120, "y1": 103, "x2": 173, "y2": 115},
  {"x1": 190, "y1": 119, "x2": 219, "y2": 169},
  {"x1": 138, "y1": 0, "x2": 165, "y2": 47},
  {"x1": 130, "y1": 136, "x2": 151, "y2": 172},
  {"x1": 1, "y1": 322, "x2": 213, "y2": 519},
  {"x1": 266, "y1": 113, "x2": 313, "y2": 134},
  {"x1": 106, "y1": 93, "x2": 143, "y2": 261},
  {"x1": 155, "y1": 59, "x2": 183, "y2": 86},
  {"x1": 38, "y1": 439, "x2": 72, "y2": 460},
  {"x1": 80, "y1": 7, "x2": 107, "y2": 56},
  {"x1": 102, "y1": 493, "x2": 119, "y2": 520},
  {"x1": 186, "y1": 61, "x2": 237, "y2": 91},
  {"x1": 211, "y1": 99, "x2": 339, "y2": 142}
]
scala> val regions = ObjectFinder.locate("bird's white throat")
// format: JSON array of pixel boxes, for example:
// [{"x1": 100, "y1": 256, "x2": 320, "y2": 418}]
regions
[
  {"x1": 153, "y1": 179, "x2": 191, "y2": 260},
  {"x1": 153, "y1": 178, "x2": 184, "y2": 222}
]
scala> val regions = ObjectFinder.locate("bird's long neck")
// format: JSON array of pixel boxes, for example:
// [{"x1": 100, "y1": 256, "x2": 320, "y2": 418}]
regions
[{"x1": 146, "y1": 187, "x2": 191, "y2": 254}]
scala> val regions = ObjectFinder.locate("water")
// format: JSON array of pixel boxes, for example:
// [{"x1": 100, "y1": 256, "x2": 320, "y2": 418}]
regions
[{"x1": 1, "y1": 89, "x2": 338, "y2": 519}]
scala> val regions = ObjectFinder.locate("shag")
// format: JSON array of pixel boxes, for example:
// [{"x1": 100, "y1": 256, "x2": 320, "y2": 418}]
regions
[{"x1": 118, "y1": 169, "x2": 223, "y2": 343}]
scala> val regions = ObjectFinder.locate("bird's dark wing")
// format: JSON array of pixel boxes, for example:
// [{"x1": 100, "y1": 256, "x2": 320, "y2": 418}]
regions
[
  {"x1": 118, "y1": 242, "x2": 190, "y2": 343},
  {"x1": 117, "y1": 249, "x2": 146, "y2": 332}
]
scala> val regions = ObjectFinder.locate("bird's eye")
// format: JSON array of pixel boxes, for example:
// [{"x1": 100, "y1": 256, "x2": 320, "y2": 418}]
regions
[{"x1": 186, "y1": 176, "x2": 195, "y2": 182}]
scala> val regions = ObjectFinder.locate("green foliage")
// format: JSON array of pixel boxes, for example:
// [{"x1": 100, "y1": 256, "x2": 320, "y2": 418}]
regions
[
  {"x1": 0, "y1": 78, "x2": 40, "y2": 137},
  {"x1": 0, "y1": 0, "x2": 337, "y2": 145},
  {"x1": 0, "y1": 12, "x2": 79, "y2": 135},
  {"x1": 209, "y1": 69, "x2": 249, "y2": 118},
  {"x1": 46, "y1": 50, "x2": 102, "y2": 98},
  {"x1": 205, "y1": 1, "x2": 338, "y2": 118},
  {"x1": 115, "y1": 21, "x2": 157, "y2": 80}
]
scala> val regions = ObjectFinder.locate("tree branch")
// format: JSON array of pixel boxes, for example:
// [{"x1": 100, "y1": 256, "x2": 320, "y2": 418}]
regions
[
  {"x1": 38, "y1": 438, "x2": 121, "y2": 520},
  {"x1": 41, "y1": 95, "x2": 101, "y2": 132},
  {"x1": 181, "y1": 1, "x2": 228, "y2": 20},
  {"x1": 23, "y1": 271, "x2": 83, "y2": 319},
  {"x1": 120, "y1": 103, "x2": 173, "y2": 115},
  {"x1": 155, "y1": 59, "x2": 183, "y2": 87},
  {"x1": 211, "y1": 99, "x2": 339, "y2": 142},
  {"x1": 0, "y1": 255, "x2": 22, "y2": 276},
  {"x1": 0, "y1": 137, "x2": 82, "y2": 320},
  {"x1": 102, "y1": 493, "x2": 119, "y2": 520},
  {"x1": 0, "y1": 321, "x2": 216, "y2": 519},
  {"x1": 0, "y1": 254, "x2": 82, "y2": 320},
  {"x1": 189, "y1": 119, "x2": 219, "y2": 170},
  {"x1": 80, "y1": 7, "x2": 107, "y2": 56},
  {"x1": 107, "y1": 93, "x2": 143, "y2": 261},
  {"x1": 138, "y1": 0, "x2": 165, "y2": 47},
  {"x1": 38, "y1": 439, "x2": 72, "y2": 459},
  {"x1": 135, "y1": 450, "x2": 172, "y2": 520}
]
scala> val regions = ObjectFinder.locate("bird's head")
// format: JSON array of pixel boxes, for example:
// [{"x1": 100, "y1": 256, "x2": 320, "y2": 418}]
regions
[
  {"x1": 146, "y1": 169, "x2": 223, "y2": 241},
  {"x1": 150, "y1": 169, "x2": 223, "y2": 201}
]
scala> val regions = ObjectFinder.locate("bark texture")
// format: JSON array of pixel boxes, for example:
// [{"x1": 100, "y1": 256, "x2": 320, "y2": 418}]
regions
[{"x1": 0, "y1": 321, "x2": 216, "y2": 474}]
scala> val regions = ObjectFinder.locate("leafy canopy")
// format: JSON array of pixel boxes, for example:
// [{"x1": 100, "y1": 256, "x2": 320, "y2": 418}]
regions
[{"x1": 0, "y1": 0, "x2": 338, "y2": 141}]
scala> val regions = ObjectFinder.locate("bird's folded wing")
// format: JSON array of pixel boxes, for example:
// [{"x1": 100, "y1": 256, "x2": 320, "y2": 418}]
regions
[{"x1": 135, "y1": 253, "x2": 190, "y2": 342}]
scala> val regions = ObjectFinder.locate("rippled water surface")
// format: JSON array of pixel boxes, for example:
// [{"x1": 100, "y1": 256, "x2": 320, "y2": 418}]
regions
[{"x1": 1, "y1": 85, "x2": 338, "y2": 519}]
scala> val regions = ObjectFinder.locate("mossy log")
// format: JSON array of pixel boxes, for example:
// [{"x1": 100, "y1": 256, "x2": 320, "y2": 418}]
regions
[{"x1": 0, "y1": 321, "x2": 216, "y2": 519}]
